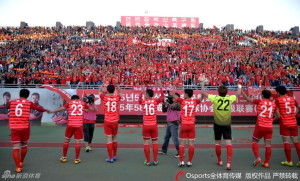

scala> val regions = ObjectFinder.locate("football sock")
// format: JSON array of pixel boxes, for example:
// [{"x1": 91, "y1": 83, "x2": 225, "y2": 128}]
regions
[
  {"x1": 265, "y1": 146, "x2": 272, "y2": 163},
  {"x1": 63, "y1": 142, "x2": 69, "y2": 157},
  {"x1": 215, "y1": 144, "x2": 221, "y2": 162},
  {"x1": 188, "y1": 145, "x2": 195, "y2": 162},
  {"x1": 252, "y1": 142, "x2": 259, "y2": 158},
  {"x1": 226, "y1": 144, "x2": 232, "y2": 164},
  {"x1": 144, "y1": 144, "x2": 150, "y2": 162},
  {"x1": 20, "y1": 145, "x2": 28, "y2": 162},
  {"x1": 13, "y1": 147, "x2": 21, "y2": 168},
  {"x1": 284, "y1": 142, "x2": 292, "y2": 162}
]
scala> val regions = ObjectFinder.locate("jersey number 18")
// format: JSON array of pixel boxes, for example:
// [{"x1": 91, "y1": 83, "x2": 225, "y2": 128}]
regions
[{"x1": 106, "y1": 101, "x2": 117, "y2": 112}]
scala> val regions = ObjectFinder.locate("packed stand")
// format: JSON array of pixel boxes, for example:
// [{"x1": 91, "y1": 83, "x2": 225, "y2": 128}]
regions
[{"x1": 0, "y1": 26, "x2": 299, "y2": 87}]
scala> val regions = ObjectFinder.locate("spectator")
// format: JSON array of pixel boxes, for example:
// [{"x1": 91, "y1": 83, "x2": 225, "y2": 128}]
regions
[{"x1": 0, "y1": 26, "x2": 299, "y2": 87}]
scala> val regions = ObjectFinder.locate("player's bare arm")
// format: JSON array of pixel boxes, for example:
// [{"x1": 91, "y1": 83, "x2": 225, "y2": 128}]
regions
[
  {"x1": 273, "y1": 110, "x2": 281, "y2": 121},
  {"x1": 200, "y1": 81, "x2": 208, "y2": 98},
  {"x1": 172, "y1": 83, "x2": 177, "y2": 97},
  {"x1": 235, "y1": 84, "x2": 242, "y2": 97},
  {"x1": 138, "y1": 86, "x2": 145, "y2": 104},
  {"x1": 115, "y1": 83, "x2": 122, "y2": 95},
  {"x1": 49, "y1": 107, "x2": 66, "y2": 114},
  {"x1": 155, "y1": 80, "x2": 164, "y2": 100},
  {"x1": 296, "y1": 105, "x2": 300, "y2": 116},
  {"x1": 241, "y1": 89, "x2": 253, "y2": 103},
  {"x1": 141, "y1": 85, "x2": 146, "y2": 95},
  {"x1": 199, "y1": 95, "x2": 204, "y2": 103},
  {"x1": 98, "y1": 84, "x2": 105, "y2": 95}
]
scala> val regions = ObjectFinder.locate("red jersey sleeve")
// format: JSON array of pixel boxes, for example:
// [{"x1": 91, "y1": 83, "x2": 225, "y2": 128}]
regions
[
  {"x1": 156, "y1": 90, "x2": 165, "y2": 103},
  {"x1": 195, "y1": 99, "x2": 201, "y2": 105},
  {"x1": 274, "y1": 104, "x2": 278, "y2": 111},
  {"x1": 295, "y1": 99, "x2": 299, "y2": 106},
  {"x1": 100, "y1": 94, "x2": 105, "y2": 100},
  {"x1": 275, "y1": 99, "x2": 279, "y2": 107},
  {"x1": 30, "y1": 102, "x2": 47, "y2": 112},
  {"x1": 138, "y1": 92, "x2": 143, "y2": 104},
  {"x1": 176, "y1": 97, "x2": 183, "y2": 104},
  {"x1": 253, "y1": 99, "x2": 261, "y2": 105},
  {"x1": 63, "y1": 102, "x2": 70, "y2": 109},
  {"x1": 6, "y1": 102, "x2": 10, "y2": 109},
  {"x1": 83, "y1": 102, "x2": 90, "y2": 109}
]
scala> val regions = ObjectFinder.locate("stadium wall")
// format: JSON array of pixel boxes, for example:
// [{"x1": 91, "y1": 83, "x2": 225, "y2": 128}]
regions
[{"x1": 0, "y1": 88, "x2": 299, "y2": 126}]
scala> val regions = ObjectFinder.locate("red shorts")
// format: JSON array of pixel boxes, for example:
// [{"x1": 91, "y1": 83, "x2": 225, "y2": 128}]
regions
[
  {"x1": 104, "y1": 122, "x2": 119, "y2": 136},
  {"x1": 180, "y1": 124, "x2": 195, "y2": 140},
  {"x1": 10, "y1": 128, "x2": 30, "y2": 144},
  {"x1": 253, "y1": 125, "x2": 273, "y2": 140},
  {"x1": 65, "y1": 126, "x2": 83, "y2": 140},
  {"x1": 280, "y1": 124, "x2": 298, "y2": 137},
  {"x1": 142, "y1": 125, "x2": 158, "y2": 140}
]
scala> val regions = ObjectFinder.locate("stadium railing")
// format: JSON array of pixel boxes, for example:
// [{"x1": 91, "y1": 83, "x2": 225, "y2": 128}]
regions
[{"x1": 1, "y1": 84, "x2": 300, "y2": 91}]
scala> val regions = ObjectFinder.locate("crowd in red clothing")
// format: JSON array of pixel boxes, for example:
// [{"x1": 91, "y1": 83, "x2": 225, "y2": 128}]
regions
[{"x1": 0, "y1": 26, "x2": 299, "y2": 87}]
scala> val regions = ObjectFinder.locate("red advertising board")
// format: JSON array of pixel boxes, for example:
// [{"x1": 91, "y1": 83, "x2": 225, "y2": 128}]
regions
[
  {"x1": 121, "y1": 16, "x2": 199, "y2": 28},
  {"x1": 77, "y1": 89, "x2": 300, "y2": 116}
]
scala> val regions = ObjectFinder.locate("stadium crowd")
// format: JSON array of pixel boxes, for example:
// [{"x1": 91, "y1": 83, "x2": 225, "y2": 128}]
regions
[{"x1": 0, "y1": 26, "x2": 299, "y2": 87}]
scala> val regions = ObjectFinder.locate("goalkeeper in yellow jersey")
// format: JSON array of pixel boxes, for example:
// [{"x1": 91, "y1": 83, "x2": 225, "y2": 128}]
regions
[{"x1": 200, "y1": 81, "x2": 241, "y2": 170}]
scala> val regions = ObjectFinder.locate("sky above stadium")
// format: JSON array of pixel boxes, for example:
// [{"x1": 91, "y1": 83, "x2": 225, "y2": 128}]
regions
[{"x1": 0, "y1": 0, "x2": 299, "y2": 31}]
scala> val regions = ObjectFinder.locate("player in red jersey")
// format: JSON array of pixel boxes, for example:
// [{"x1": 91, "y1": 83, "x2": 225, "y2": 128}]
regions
[
  {"x1": 242, "y1": 89, "x2": 280, "y2": 168},
  {"x1": 275, "y1": 86, "x2": 300, "y2": 167},
  {"x1": 173, "y1": 87, "x2": 202, "y2": 167},
  {"x1": 50, "y1": 95, "x2": 92, "y2": 164},
  {"x1": 99, "y1": 83, "x2": 122, "y2": 163},
  {"x1": 139, "y1": 83, "x2": 164, "y2": 166},
  {"x1": 7, "y1": 89, "x2": 48, "y2": 173}
]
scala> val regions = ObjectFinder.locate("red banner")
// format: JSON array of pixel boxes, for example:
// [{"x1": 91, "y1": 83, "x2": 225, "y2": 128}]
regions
[
  {"x1": 121, "y1": 16, "x2": 199, "y2": 28},
  {"x1": 40, "y1": 85, "x2": 72, "y2": 102},
  {"x1": 77, "y1": 89, "x2": 300, "y2": 116}
]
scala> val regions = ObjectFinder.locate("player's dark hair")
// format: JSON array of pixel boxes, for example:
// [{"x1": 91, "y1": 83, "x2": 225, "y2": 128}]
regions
[
  {"x1": 184, "y1": 89, "x2": 193, "y2": 98},
  {"x1": 3, "y1": 92, "x2": 11, "y2": 98},
  {"x1": 32, "y1": 92, "x2": 40, "y2": 99},
  {"x1": 20, "y1": 89, "x2": 30, "y2": 98},
  {"x1": 175, "y1": 93, "x2": 180, "y2": 97},
  {"x1": 71, "y1": 95, "x2": 80, "y2": 100},
  {"x1": 107, "y1": 84, "x2": 115, "y2": 93},
  {"x1": 218, "y1": 85, "x2": 228, "y2": 97},
  {"x1": 275, "y1": 86, "x2": 287, "y2": 95},
  {"x1": 261, "y1": 90, "x2": 271, "y2": 99},
  {"x1": 146, "y1": 89, "x2": 154, "y2": 98}
]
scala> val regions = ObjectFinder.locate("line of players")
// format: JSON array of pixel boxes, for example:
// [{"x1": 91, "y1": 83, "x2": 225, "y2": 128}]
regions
[{"x1": 6, "y1": 81, "x2": 300, "y2": 173}]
